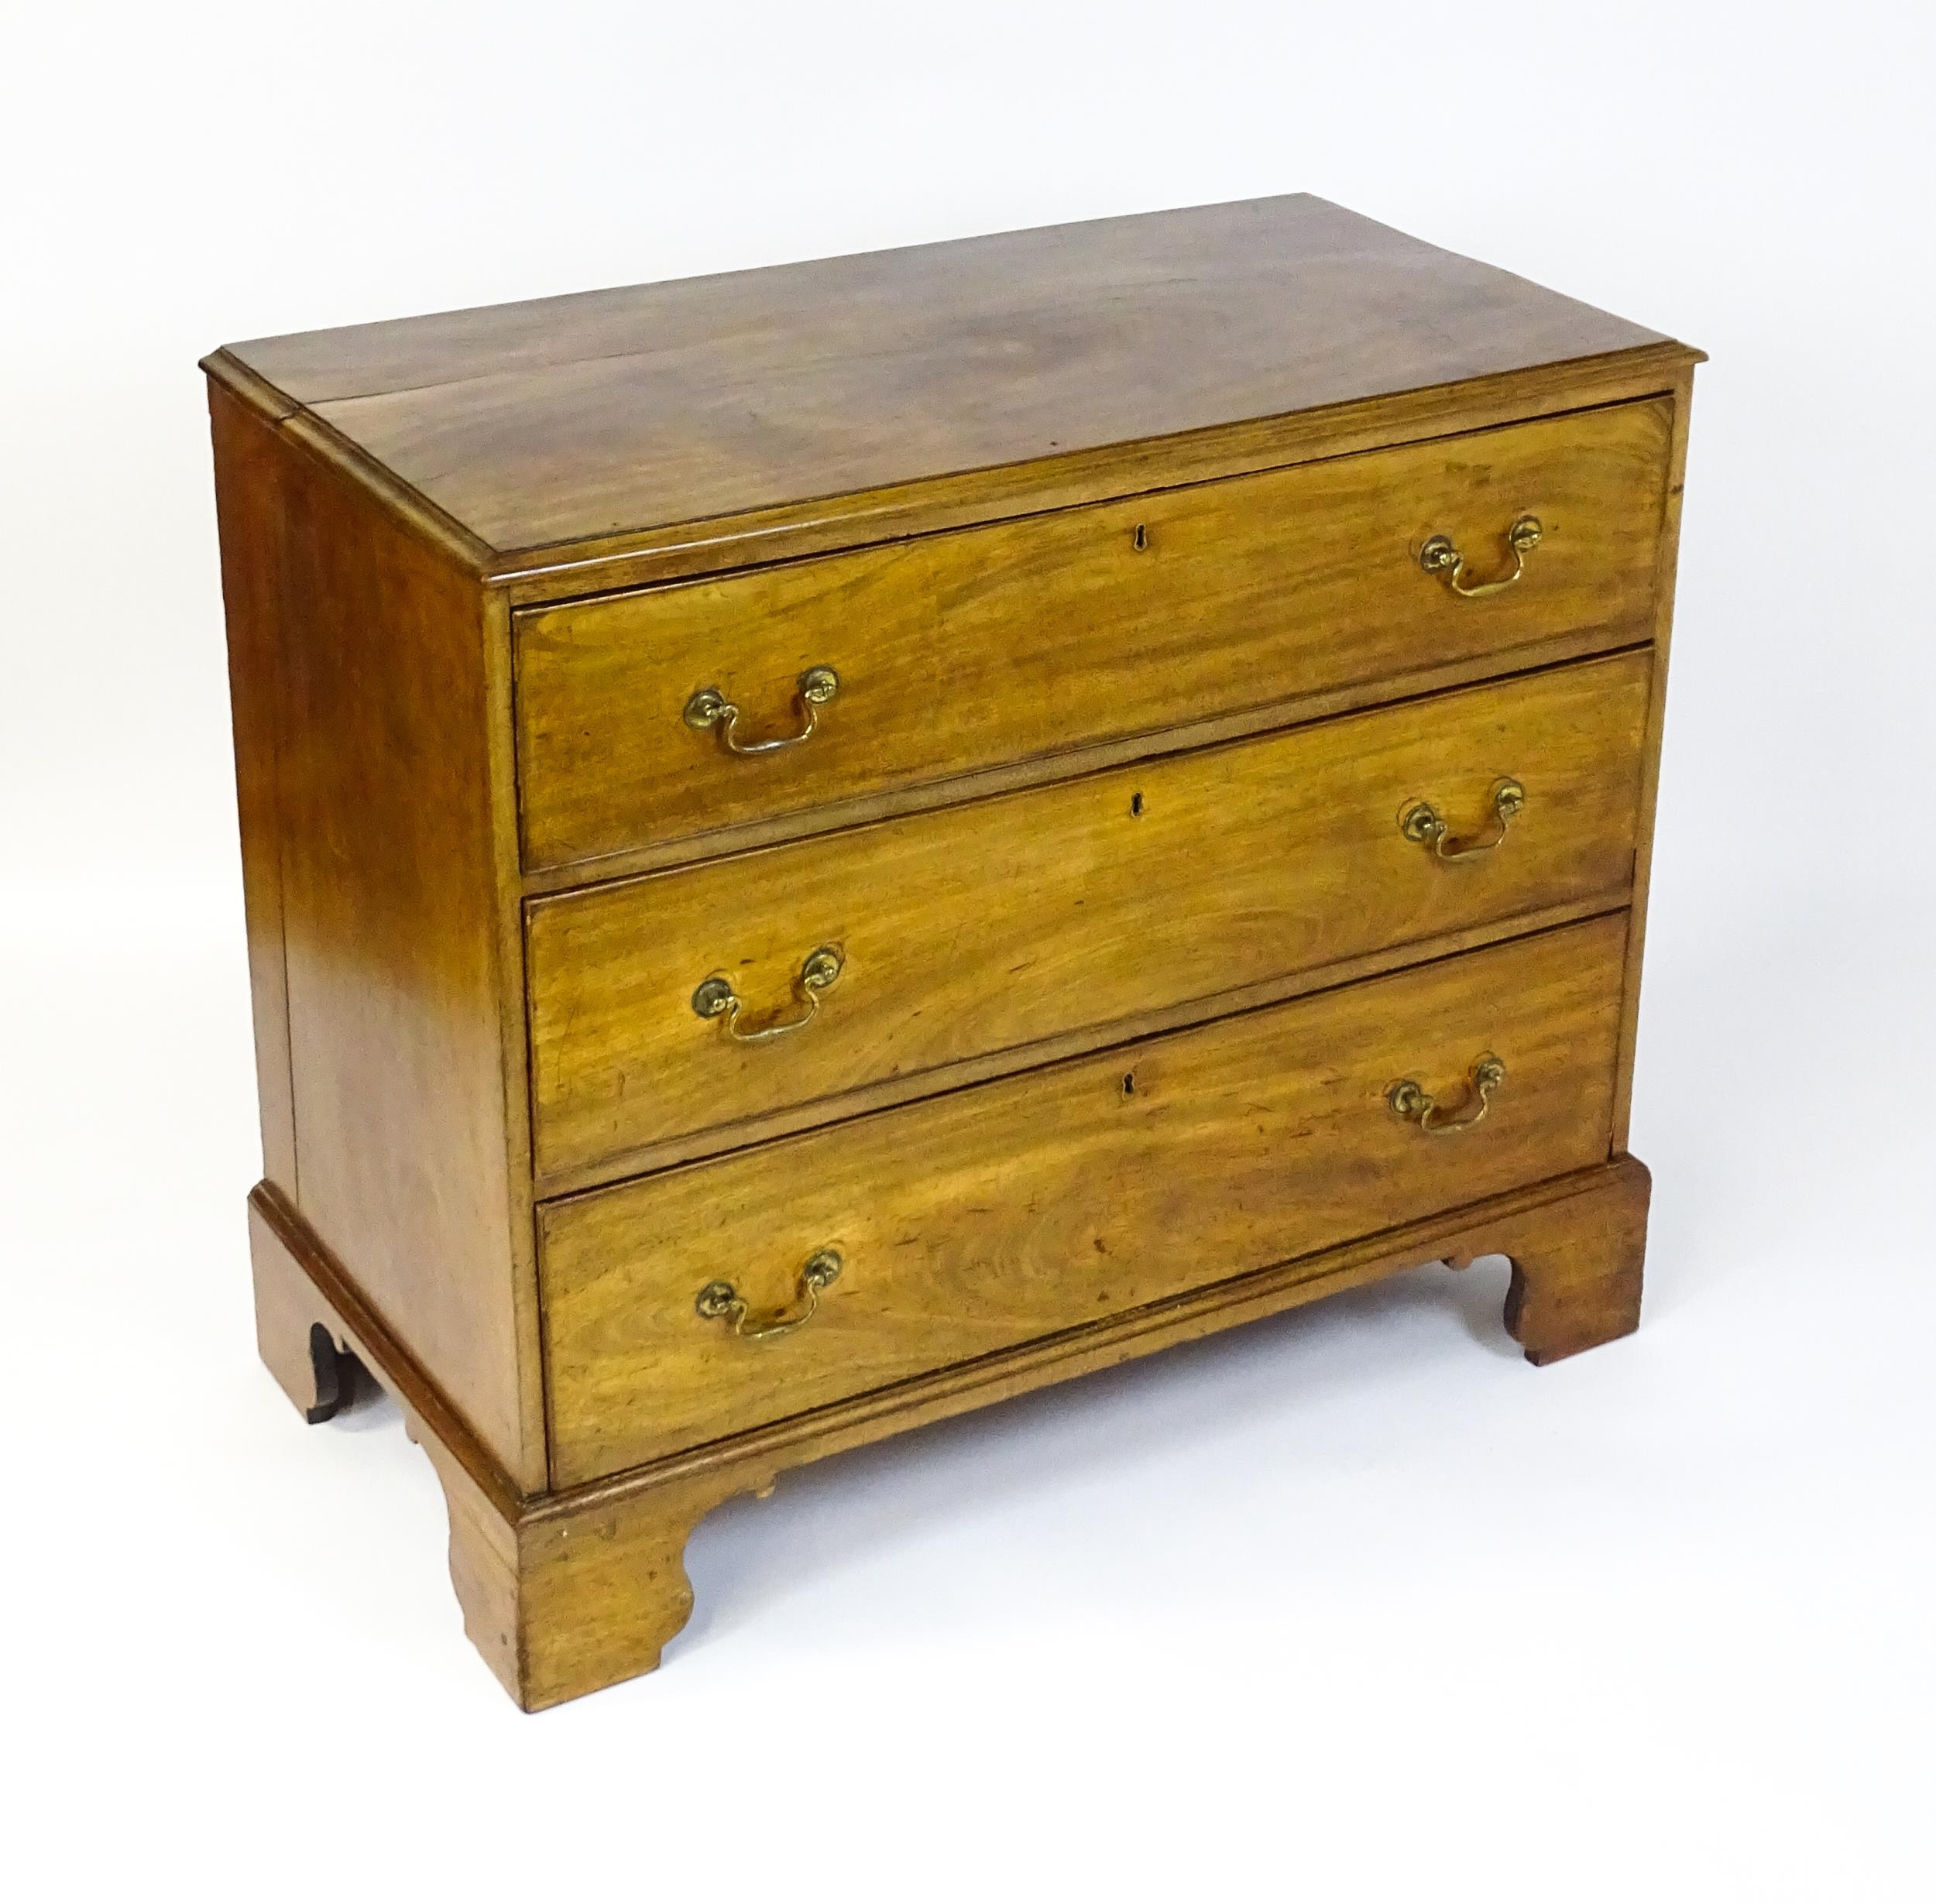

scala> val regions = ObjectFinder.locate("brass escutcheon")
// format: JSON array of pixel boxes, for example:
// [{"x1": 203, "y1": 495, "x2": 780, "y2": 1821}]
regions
[
  {"x1": 1418, "y1": 514, "x2": 1544, "y2": 599},
  {"x1": 696, "y1": 1248, "x2": 843, "y2": 1341},
  {"x1": 684, "y1": 665, "x2": 839, "y2": 755}
]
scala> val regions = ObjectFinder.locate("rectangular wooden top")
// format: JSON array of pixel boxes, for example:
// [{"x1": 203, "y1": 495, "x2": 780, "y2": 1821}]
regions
[{"x1": 211, "y1": 194, "x2": 1686, "y2": 564}]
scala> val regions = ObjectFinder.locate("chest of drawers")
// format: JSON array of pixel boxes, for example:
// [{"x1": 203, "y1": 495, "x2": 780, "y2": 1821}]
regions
[{"x1": 205, "y1": 194, "x2": 1699, "y2": 1708}]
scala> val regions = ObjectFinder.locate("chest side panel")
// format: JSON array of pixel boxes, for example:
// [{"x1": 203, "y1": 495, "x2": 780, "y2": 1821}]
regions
[{"x1": 237, "y1": 428, "x2": 541, "y2": 1489}]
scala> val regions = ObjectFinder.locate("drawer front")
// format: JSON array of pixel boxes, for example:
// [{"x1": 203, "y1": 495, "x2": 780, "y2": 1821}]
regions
[
  {"x1": 515, "y1": 400, "x2": 1671, "y2": 872},
  {"x1": 541, "y1": 913, "x2": 1629, "y2": 1482},
  {"x1": 527, "y1": 649, "x2": 1651, "y2": 1178}
]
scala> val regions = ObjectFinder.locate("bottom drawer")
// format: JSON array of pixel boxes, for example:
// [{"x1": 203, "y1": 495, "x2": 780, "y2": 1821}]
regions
[{"x1": 540, "y1": 913, "x2": 1629, "y2": 1484}]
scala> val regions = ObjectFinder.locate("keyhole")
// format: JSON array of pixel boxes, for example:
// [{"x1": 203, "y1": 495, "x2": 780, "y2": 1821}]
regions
[
  {"x1": 1121, "y1": 1071, "x2": 1137, "y2": 1099},
  {"x1": 1132, "y1": 523, "x2": 1148, "y2": 552},
  {"x1": 1130, "y1": 791, "x2": 1145, "y2": 817}
]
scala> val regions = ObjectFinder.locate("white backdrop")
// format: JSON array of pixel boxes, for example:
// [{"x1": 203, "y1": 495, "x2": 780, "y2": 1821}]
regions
[{"x1": 3, "y1": 3, "x2": 1932, "y2": 1897}]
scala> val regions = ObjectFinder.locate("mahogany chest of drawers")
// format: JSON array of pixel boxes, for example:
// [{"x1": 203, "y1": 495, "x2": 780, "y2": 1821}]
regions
[{"x1": 204, "y1": 194, "x2": 1700, "y2": 1708}]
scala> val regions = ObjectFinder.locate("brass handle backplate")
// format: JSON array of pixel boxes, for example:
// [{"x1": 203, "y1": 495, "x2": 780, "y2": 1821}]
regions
[
  {"x1": 1387, "y1": 1055, "x2": 1506, "y2": 1136},
  {"x1": 1419, "y1": 514, "x2": 1543, "y2": 599},
  {"x1": 1400, "y1": 777, "x2": 1526, "y2": 863},
  {"x1": 692, "y1": 945, "x2": 844, "y2": 1043},
  {"x1": 697, "y1": 1249, "x2": 843, "y2": 1341},
  {"x1": 684, "y1": 666, "x2": 839, "y2": 755}
]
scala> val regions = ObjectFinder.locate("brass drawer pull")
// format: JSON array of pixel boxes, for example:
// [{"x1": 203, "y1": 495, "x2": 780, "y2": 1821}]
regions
[
  {"x1": 692, "y1": 945, "x2": 843, "y2": 1042},
  {"x1": 684, "y1": 665, "x2": 839, "y2": 755},
  {"x1": 1400, "y1": 777, "x2": 1526, "y2": 862},
  {"x1": 1418, "y1": 514, "x2": 1543, "y2": 599},
  {"x1": 1387, "y1": 1055, "x2": 1506, "y2": 1135},
  {"x1": 697, "y1": 1249, "x2": 843, "y2": 1341}
]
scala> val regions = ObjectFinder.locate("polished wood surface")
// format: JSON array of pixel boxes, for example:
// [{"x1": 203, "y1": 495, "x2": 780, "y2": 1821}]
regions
[
  {"x1": 208, "y1": 196, "x2": 1695, "y2": 1706},
  {"x1": 1611, "y1": 360, "x2": 1698, "y2": 1149},
  {"x1": 516, "y1": 400, "x2": 1670, "y2": 871},
  {"x1": 529, "y1": 653, "x2": 1652, "y2": 1178},
  {"x1": 520, "y1": 623, "x2": 1660, "y2": 904},
  {"x1": 521, "y1": 1148, "x2": 1646, "y2": 1704},
  {"x1": 541, "y1": 914, "x2": 1629, "y2": 1484},
  {"x1": 252, "y1": 1153, "x2": 1649, "y2": 1709},
  {"x1": 496, "y1": 346, "x2": 1697, "y2": 608},
  {"x1": 208, "y1": 386, "x2": 299, "y2": 1194},
  {"x1": 220, "y1": 195, "x2": 1670, "y2": 557},
  {"x1": 210, "y1": 404, "x2": 546, "y2": 1489}
]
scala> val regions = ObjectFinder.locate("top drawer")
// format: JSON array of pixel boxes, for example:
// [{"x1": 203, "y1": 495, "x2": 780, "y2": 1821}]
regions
[{"x1": 514, "y1": 400, "x2": 1672, "y2": 873}]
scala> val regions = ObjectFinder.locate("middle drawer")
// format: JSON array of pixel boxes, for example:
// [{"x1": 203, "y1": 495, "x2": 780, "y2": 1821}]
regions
[{"x1": 527, "y1": 648, "x2": 1652, "y2": 1181}]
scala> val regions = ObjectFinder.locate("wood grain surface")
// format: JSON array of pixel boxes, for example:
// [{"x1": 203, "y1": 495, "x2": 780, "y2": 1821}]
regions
[
  {"x1": 509, "y1": 1156, "x2": 1651, "y2": 1706},
  {"x1": 250, "y1": 1151, "x2": 1648, "y2": 1707},
  {"x1": 1611, "y1": 365, "x2": 1698, "y2": 1148},
  {"x1": 228, "y1": 426, "x2": 544, "y2": 1487},
  {"x1": 219, "y1": 194, "x2": 1670, "y2": 556},
  {"x1": 209, "y1": 191, "x2": 1696, "y2": 1705},
  {"x1": 208, "y1": 386, "x2": 299, "y2": 1193},
  {"x1": 527, "y1": 650, "x2": 1652, "y2": 1179},
  {"x1": 540, "y1": 913, "x2": 1629, "y2": 1484},
  {"x1": 515, "y1": 398, "x2": 1670, "y2": 871}
]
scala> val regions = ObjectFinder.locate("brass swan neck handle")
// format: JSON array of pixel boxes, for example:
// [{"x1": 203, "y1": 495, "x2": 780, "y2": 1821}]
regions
[
  {"x1": 692, "y1": 945, "x2": 844, "y2": 1043},
  {"x1": 1387, "y1": 1055, "x2": 1506, "y2": 1136},
  {"x1": 696, "y1": 1250, "x2": 843, "y2": 1341},
  {"x1": 685, "y1": 666, "x2": 839, "y2": 756},
  {"x1": 1400, "y1": 778, "x2": 1526, "y2": 863},
  {"x1": 1418, "y1": 514, "x2": 1544, "y2": 599}
]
